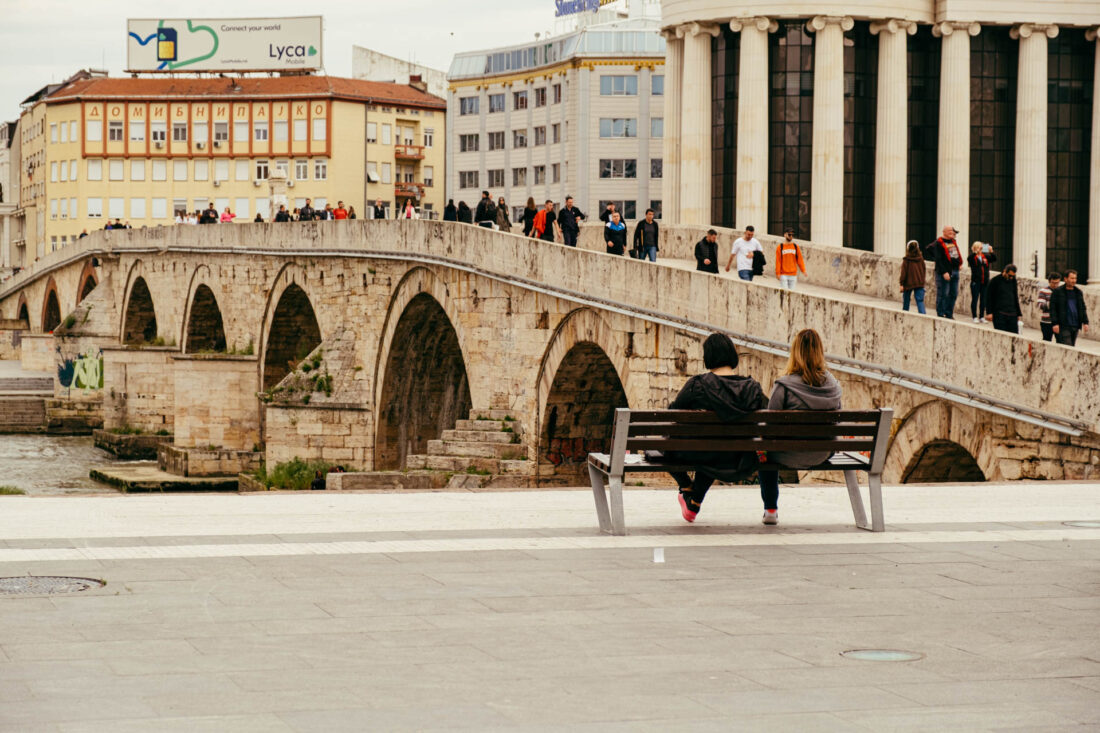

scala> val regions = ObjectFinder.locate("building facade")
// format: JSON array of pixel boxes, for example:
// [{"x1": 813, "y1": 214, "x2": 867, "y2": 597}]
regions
[
  {"x1": 352, "y1": 46, "x2": 448, "y2": 99},
  {"x1": 0, "y1": 120, "x2": 20, "y2": 275},
  {"x1": 15, "y1": 75, "x2": 445, "y2": 259},
  {"x1": 661, "y1": 1, "x2": 1100, "y2": 281},
  {"x1": 447, "y1": 16, "x2": 665, "y2": 222}
]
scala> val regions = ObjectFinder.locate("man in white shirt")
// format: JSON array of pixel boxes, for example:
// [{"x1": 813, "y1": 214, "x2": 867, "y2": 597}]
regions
[{"x1": 725, "y1": 226, "x2": 763, "y2": 281}]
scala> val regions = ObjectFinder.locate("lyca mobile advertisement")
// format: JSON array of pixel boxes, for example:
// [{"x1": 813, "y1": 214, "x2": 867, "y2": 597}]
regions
[{"x1": 126, "y1": 17, "x2": 323, "y2": 73}]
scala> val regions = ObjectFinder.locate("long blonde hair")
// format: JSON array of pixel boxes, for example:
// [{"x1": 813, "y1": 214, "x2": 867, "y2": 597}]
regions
[{"x1": 784, "y1": 329, "x2": 827, "y2": 387}]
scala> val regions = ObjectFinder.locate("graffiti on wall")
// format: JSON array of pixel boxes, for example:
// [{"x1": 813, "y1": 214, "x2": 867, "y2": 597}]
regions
[{"x1": 57, "y1": 346, "x2": 104, "y2": 393}]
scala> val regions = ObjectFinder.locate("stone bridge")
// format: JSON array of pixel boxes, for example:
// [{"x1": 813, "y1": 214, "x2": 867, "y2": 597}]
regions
[{"x1": 1, "y1": 221, "x2": 1098, "y2": 484}]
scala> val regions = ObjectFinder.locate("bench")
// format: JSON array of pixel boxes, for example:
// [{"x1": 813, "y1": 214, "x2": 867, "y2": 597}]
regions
[{"x1": 587, "y1": 408, "x2": 893, "y2": 535}]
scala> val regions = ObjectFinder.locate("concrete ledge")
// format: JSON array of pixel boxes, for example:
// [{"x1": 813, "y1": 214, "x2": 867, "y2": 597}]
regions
[
  {"x1": 93, "y1": 429, "x2": 173, "y2": 460},
  {"x1": 158, "y1": 444, "x2": 261, "y2": 477},
  {"x1": 89, "y1": 465, "x2": 238, "y2": 493}
]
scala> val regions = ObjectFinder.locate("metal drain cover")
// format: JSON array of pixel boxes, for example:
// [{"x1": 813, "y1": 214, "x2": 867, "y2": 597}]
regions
[
  {"x1": 0, "y1": 576, "x2": 104, "y2": 596},
  {"x1": 841, "y1": 649, "x2": 924, "y2": 662}
]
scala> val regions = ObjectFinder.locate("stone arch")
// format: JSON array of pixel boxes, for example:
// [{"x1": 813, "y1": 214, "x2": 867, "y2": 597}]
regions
[
  {"x1": 120, "y1": 261, "x2": 159, "y2": 345},
  {"x1": 884, "y1": 400, "x2": 992, "y2": 484},
  {"x1": 76, "y1": 260, "x2": 98, "y2": 304},
  {"x1": 41, "y1": 277, "x2": 61, "y2": 333},
  {"x1": 374, "y1": 271, "x2": 473, "y2": 470},
  {"x1": 536, "y1": 308, "x2": 630, "y2": 480},
  {"x1": 184, "y1": 284, "x2": 227, "y2": 353},
  {"x1": 260, "y1": 279, "x2": 322, "y2": 391},
  {"x1": 16, "y1": 293, "x2": 29, "y2": 325}
]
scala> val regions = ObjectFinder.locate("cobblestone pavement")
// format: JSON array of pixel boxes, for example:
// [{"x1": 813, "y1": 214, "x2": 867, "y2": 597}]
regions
[{"x1": 0, "y1": 482, "x2": 1097, "y2": 731}]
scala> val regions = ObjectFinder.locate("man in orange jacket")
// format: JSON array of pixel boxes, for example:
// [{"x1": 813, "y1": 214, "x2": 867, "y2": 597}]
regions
[{"x1": 775, "y1": 227, "x2": 807, "y2": 289}]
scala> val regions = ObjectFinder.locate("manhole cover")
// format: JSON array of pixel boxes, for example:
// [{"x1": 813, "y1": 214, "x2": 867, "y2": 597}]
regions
[
  {"x1": 1063, "y1": 521, "x2": 1100, "y2": 529},
  {"x1": 0, "y1": 576, "x2": 104, "y2": 596},
  {"x1": 841, "y1": 649, "x2": 924, "y2": 662}
]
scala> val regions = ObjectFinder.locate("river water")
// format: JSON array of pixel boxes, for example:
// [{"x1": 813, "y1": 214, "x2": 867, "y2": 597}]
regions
[{"x1": 0, "y1": 435, "x2": 121, "y2": 496}]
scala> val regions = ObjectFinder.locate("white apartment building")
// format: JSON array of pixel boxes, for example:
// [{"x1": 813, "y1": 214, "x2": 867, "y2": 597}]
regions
[{"x1": 447, "y1": 12, "x2": 665, "y2": 222}]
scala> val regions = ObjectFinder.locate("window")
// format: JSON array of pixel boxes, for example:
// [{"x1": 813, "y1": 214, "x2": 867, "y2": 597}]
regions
[
  {"x1": 599, "y1": 75, "x2": 638, "y2": 96},
  {"x1": 514, "y1": 90, "x2": 528, "y2": 110},
  {"x1": 109, "y1": 159, "x2": 124, "y2": 181},
  {"x1": 381, "y1": 124, "x2": 392, "y2": 145},
  {"x1": 488, "y1": 169, "x2": 504, "y2": 188},
  {"x1": 255, "y1": 160, "x2": 269, "y2": 180},
  {"x1": 311, "y1": 118, "x2": 326, "y2": 140},
  {"x1": 552, "y1": 163, "x2": 560, "y2": 183},
  {"x1": 599, "y1": 118, "x2": 637, "y2": 138},
  {"x1": 488, "y1": 131, "x2": 505, "y2": 150},
  {"x1": 273, "y1": 120, "x2": 287, "y2": 142},
  {"x1": 87, "y1": 159, "x2": 103, "y2": 181},
  {"x1": 86, "y1": 120, "x2": 102, "y2": 142},
  {"x1": 235, "y1": 160, "x2": 249, "y2": 181},
  {"x1": 87, "y1": 197, "x2": 103, "y2": 218},
  {"x1": 314, "y1": 159, "x2": 327, "y2": 180},
  {"x1": 151, "y1": 121, "x2": 166, "y2": 142},
  {"x1": 513, "y1": 129, "x2": 527, "y2": 148},
  {"x1": 535, "y1": 88, "x2": 547, "y2": 107},
  {"x1": 460, "y1": 134, "x2": 479, "y2": 153},
  {"x1": 401, "y1": 126, "x2": 415, "y2": 146},
  {"x1": 366, "y1": 161, "x2": 379, "y2": 182},
  {"x1": 254, "y1": 121, "x2": 268, "y2": 141},
  {"x1": 70, "y1": 159, "x2": 77, "y2": 180},
  {"x1": 599, "y1": 200, "x2": 637, "y2": 219},
  {"x1": 424, "y1": 165, "x2": 434, "y2": 187},
  {"x1": 130, "y1": 198, "x2": 146, "y2": 219},
  {"x1": 109, "y1": 198, "x2": 124, "y2": 219},
  {"x1": 214, "y1": 121, "x2": 228, "y2": 141},
  {"x1": 193, "y1": 121, "x2": 208, "y2": 144},
  {"x1": 459, "y1": 170, "x2": 478, "y2": 189},
  {"x1": 423, "y1": 128, "x2": 434, "y2": 147},
  {"x1": 151, "y1": 198, "x2": 167, "y2": 219},
  {"x1": 131, "y1": 160, "x2": 145, "y2": 181},
  {"x1": 172, "y1": 122, "x2": 187, "y2": 142},
  {"x1": 652, "y1": 75, "x2": 665, "y2": 95},
  {"x1": 234, "y1": 121, "x2": 248, "y2": 142},
  {"x1": 599, "y1": 159, "x2": 637, "y2": 179},
  {"x1": 651, "y1": 118, "x2": 664, "y2": 138},
  {"x1": 534, "y1": 126, "x2": 546, "y2": 146},
  {"x1": 50, "y1": 199, "x2": 57, "y2": 219},
  {"x1": 534, "y1": 165, "x2": 546, "y2": 185},
  {"x1": 512, "y1": 167, "x2": 527, "y2": 186},
  {"x1": 59, "y1": 198, "x2": 68, "y2": 219},
  {"x1": 50, "y1": 124, "x2": 57, "y2": 143},
  {"x1": 295, "y1": 159, "x2": 308, "y2": 180},
  {"x1": 460, "y1": 97, "x2": 480, "y2": 115},
  {"x1": 367, "y1": 122, "x2": 377, "y2": 143},
  {"x1": 381, "y1": 163, "x2": 392, "y2": 184},
  {"x1": 552, "y1": 123, "x2": 561, "y2": 144},
  {"x1": 173, "y1": 160, "x2": 188, "y2": 181},
  {"x1": 60, "y1": 123, "x2": 67, "y2": 143},
  {"x1": 293, "y1": 119, "x2": 307, "y2": 141},
  {"x1": 650, "y1": 200, "x2": 662, "y2": 219},
  {"x1": 50, "y1": 162, "x2": 57, "y2": 182},
  {"x1": 256, "y1": 197, "x2": 270, "y2": 216},
  {"x1": 105, "y1": 121, "x2": 122, "y2": 142},
  {"x1": 235, "y1": 198, "x2": 250, "y2": 219},
  {"x1": 194, "y1": 159, "x2": 209, "y2": 181},
  {"x1": 130, "y1": 120, "x2": 145, "y2": 142},
  {"x1": 70, "y1": 121, "x2": 77, "y2": 141},
  {"x1": 50, "y1": 236, "x2": 57, "y2": 252},
  {"x1": 59, "y1": 162, "x2": 67, "y2": 182},
  {"x1": 651, "y1": 158, "x2": 663, "y2": 178},
  {"x1": 488, "y1": 94, "x2": 505, "y2": 113},
  {"x1": 71, "y1": 197, "x2": 77, "y2": 217},
  {"x1": 553, "y1": 83, "x2": 562, "y2": 104},
  {"x1": 152, "y1": 159, "x2": 167, "y2": 181}
]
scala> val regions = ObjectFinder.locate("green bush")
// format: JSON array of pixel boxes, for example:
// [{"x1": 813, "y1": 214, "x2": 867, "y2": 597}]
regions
[
  {"x1": 110, "y1": 425, "x2": 144, "y2": 435},
  {"x1": 0, "y1": 486, "x2": 26, "y2": 495},
  {"x1": 252, "y1": 458, "x2": 334, "y2": 490},
  {"x1": 61, "y1": 314, "x2": 77, "y2": 330}
]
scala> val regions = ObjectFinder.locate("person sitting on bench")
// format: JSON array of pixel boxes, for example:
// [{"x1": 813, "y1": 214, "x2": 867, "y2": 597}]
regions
[
  {"x1": 758, "y1": 328, "x2": 842, "y2": 526},
  {"x1": 667, "y1": 333, "x2": 767, "y2": 523}
]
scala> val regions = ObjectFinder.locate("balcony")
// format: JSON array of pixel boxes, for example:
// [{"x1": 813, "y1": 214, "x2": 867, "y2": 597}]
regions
[
  {"x1": 394, "y1": 144, "x2": 425, "y2": 161},
  {"x1": 395, "y1": 182, "x2": 425, "y2": 199}
]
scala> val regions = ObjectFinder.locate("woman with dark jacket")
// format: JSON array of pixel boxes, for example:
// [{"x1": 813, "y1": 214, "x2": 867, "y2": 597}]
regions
[
  {"x1": 758, "y1": 329, "x2": 842, "y2": 525},
  {"x1": 456, "y1": 201, "x2": 472, "y2": 224},
  {"x1": 495, "y1": 197, "x2": 512, "y2": 231},
  {"x1": 443, "y1": 200, "x2": 457, "y2": 222},
  {"x1": 604, "y1": 212, "x2": 628, "y2": 255},
  {"x1": 899, "y1": 240, "x2": 928, "y2": 314},
  {"x1": 967, "y1": 242, "x2": 996, "y2": 322},
  {"x1": 521, "y1": 197, "x2": 538, "y2": 237}
]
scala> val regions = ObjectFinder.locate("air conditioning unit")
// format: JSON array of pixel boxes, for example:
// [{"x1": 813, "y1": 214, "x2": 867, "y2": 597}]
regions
[
  {"x1": 154, "y1": 141, "x2": 164, "y2": 149},
  {"x1": 196, "y1": 141, "x2": 206, "y2": 150},
  {"x1": 253, "y1": 180, "x2": 262, "y2": 187},
  {"x1": 214, "y1": 140, "x2": 223, "y2": 148},
  {"x1": 287, "y1": 180, "x2": 295, "y2": 187},
  {"x1": 213, "y1": 180, "x2": 221, "y2": 187}
]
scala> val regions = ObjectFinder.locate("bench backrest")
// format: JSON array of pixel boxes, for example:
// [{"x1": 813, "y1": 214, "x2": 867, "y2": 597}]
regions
[{"x1": 608, "y1": 408, "x2": 893, "y2": 476}]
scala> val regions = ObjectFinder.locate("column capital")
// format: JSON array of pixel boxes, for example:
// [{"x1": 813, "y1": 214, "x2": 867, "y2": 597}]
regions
[
  {"x1": 686, "y1": 22, "x2": 720, "y2": 38},
  {"x1": 729, "y1": 17, "x2": 778, "y2": 34},
  {"x1": 1011, "y1": 23, "x2": 1059, "y2": 40},
  {"x1": 808, "y1": 16, "x2": 854, "y2": 33},
  {"x1": 933, "y1": 21, "x2": 981, "y2": 38},
  {"x1": 869, "y1": 19, "x2": 918, "y2": 36}
]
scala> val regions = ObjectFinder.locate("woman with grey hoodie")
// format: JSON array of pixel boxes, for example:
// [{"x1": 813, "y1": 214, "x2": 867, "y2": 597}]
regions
[{"x1": 759, "y1": 329, "x2": 842, "y2": 525}]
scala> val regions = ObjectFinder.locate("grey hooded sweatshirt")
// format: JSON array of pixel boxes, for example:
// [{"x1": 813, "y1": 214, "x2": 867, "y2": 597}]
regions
[{"x1": 766, "y1": 371, "x2": 843, "y2": 468}]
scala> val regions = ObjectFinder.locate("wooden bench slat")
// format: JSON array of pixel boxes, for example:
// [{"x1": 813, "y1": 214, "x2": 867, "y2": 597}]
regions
[
  {"x1": 624, "y1": 438, "x2": 877, "y2": 452},
  {"x1": 624, "y1": 410, "x2": 881, "y2": 424},
  {"x1": 627, "y1": 424, "x2": 879, "y2": 438}
]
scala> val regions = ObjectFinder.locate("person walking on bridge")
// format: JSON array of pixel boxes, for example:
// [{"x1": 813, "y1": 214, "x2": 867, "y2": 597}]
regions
[
  {"x1": 967, "y1": 241, "x2": 996, "y2": 322},
  {"x1": 899, "y1": 240, "x2": 927, "y2": 314},
  {"x1": 558, "y1": 196, "x2": 585, "y2": 247},
  {"x1": 985, "y1": 264, "x2": 1022, "y2": 334},
  {"x1": 726, "y1": 226, "x2": 763, "y2": 281},
  {"x1": 474, "y1": 190, "x2": 496, "y2": 228},
  {"x1": 495, "y1": 197, "x2": 512, "y2": 231},
  {"x1": 1037, "y1": 272, "x2": 1061, "y2": 342},
  {"x1": 1050, "y1": 270, "x2": 1090, "y2": 347},
  {"x1": 632, "y1": 208, "x2": 659, "y2": 262},
  {"x1": 694, "y1": 230, "x2": 720, "y2": 273},
  {"x1": 604, "y1": 211, "x2": 628, "y2": 255},
  {"x1": 774, "y1": 228, "x2": 806, "y2": 289},
  {"x1": 932, "y1": 225, "x2": 963, "y2": 318}
]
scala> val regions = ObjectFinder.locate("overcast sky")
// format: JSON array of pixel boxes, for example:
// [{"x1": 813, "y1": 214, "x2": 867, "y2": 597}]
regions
[{"x1": 0, "y1": 0, "x2": 572, "y2": 117}]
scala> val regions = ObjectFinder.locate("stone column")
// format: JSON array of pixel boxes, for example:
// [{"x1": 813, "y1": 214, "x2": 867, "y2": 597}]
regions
[
  {"x1": 268, "y1": 169, "x2": 288, "y2": 221},
  {"x1": 871, "y1": 19, "x2": 916, "y2": 256},
  {"x1": 809, "y1": 15, "x2": 853, "y2": 247},
  {"x1": 1012, "y1": 23, "x2": 1058, "y2": 277},
  {"x1": 661, "y1": 30, "x2": 683, "y2": 223},
  {"x1": 680, "y1": 23, "x2": 719, "y2": 226},
  {"x1": 731, "y1": 16, "x2": 777, "y2": 231},
  {"x1": 933, "y1": 21, "x2": 980, "y2": 246},
  {"x1": 1089, "y1": 28, "x2": 1100, "y2": 283}
]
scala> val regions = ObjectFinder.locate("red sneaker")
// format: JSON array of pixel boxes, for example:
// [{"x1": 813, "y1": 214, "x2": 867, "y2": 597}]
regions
[{"x1": 678, "y1": 492, "x2": 698, "y2": 523}]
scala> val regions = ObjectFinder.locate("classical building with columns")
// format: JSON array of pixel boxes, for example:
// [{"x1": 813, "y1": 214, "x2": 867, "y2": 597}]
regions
[{"x1": 661, "y1": 1, "x2": 1099, "y2": 282}]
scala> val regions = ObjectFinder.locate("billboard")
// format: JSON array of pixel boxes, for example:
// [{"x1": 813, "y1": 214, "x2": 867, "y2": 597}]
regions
[
  {"x1": 126, "y1": 17, "x2": 323, "y2": 72},
  {"x1": 555, "y1": 0, "x2": 616, "y2": 17}
]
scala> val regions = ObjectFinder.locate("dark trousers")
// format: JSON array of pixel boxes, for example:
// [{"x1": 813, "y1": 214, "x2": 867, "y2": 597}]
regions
[
  {"x1": 936, "y1": 271, "x2": 960, "y2": 318},
  {"x1": 970, "y1": 281, "x2": 988, "y2": 318},
  {"x1": 1041, "y1": 322, "x2": 1055, "y2": 342},
  {"x1": 669, "y1": 471, "x2": 716, "y2": 506},
  {"x1": 992, "y1": 314, "x2": 1019, "y2": 334},
  {"x1": 562, "y1": 229, "x2": 578, "y2": 247},
  {"x1": 759, "y1": 470, "x2": 779, "y2": 510},
  {"x1": 1057, "y1": 327, "x2": 1080, "y2": 347}
]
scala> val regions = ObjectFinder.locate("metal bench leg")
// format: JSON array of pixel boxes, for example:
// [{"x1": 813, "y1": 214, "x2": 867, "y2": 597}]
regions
[
  {"x1": 588, "y1": 463, "x2": 612, "y2": 534},
  {"x1": 868, "y1": 473, "x2": 885, "y2": 532},
  {"x1": 844, "y1": 470, "x2": 871, "y2": 531},
  {"x1": 608, "y1": 475, "x2": 626, "y2": 536}
]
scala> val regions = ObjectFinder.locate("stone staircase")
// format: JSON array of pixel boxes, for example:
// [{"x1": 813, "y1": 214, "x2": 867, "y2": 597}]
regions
[{"x1": 0, "y1": 374, "x2": 52, "y2": 433}]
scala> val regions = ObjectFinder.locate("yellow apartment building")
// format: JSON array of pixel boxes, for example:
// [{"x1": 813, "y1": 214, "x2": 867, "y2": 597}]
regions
[{"x1": 15, "y1": 73, "x2": 445, "y2": 262}]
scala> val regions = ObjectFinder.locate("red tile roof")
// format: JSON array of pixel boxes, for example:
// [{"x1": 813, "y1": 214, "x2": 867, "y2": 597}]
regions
[{"x1": 45, "y1": 75, "x2": 445, "y2": 109}]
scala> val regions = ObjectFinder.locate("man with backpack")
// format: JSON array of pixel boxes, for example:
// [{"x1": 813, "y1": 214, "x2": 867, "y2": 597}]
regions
[
  {"x1": 474, "y1": 190, "x2": 497, "y2": 229},
  {"x1": 930, "y1": 225, "x2": 964, "y2": 319},
  {"x1": 774, "y1": 228, "x2": 806, "y2": 289}
]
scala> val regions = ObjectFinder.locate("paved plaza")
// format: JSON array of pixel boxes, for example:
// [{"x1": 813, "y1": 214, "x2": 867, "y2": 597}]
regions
[{"x1": 0, "y1": 482, "x2": 1098, "y2": 731}]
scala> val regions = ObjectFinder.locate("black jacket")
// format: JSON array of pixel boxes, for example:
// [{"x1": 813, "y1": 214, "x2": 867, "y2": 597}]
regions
[
  {"x1": 457, "y1": 205, "x2": 472, "y2": 224},
  {"x1": 751, "y1": 250, "x2": 767, "y2": 276},
  {"x1": 474, "y1": 198, "x2": 496, "y2": 223},
  {"x1": 299, "y1": 205, "x2": 315, "y2": 222},
  {"x1": 665, "y1": 372, "x2": 768, "y2": 477},
  {"x1": 599, "y1": 208, "x2": 615, "y2": 223},
  {"x1": 522, "y1": 207, "x2": 537, "y2": 236},
  {"x1": 987, "y1": 274, "x2": 1022, "y2": 318},
  {"x1": 633, "y1": 220, "x2": 659, "y2": 251},
  {"x1": 274, "y1": 210, "x2": 290, "y2": 222},
  {"x1": 200, "y1": 208, "x2": 219, "y2": 224},
  {"x1": 932, "y1": 238, "x2": 964, "y2": 276},
  {"x1": 443, "y1": 204, "x2": 457, "y2": 221},
  {"x1": 558, "y1": 206, "x2": 585, "y2": 232},
  {"x1": 604, "y1": 221, "x2": 627, "y2": 255},
  {"x1": 967, "y1": 250, "x2": 997, "y2": 285},
  {"x1": 694, "y1": 238, "x2": 719, "y2": 273},
  {"x1": 1050, "y1": 285, "x2": 1089, "y2": 329}
]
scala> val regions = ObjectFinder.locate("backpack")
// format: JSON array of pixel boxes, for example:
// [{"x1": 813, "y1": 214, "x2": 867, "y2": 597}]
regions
[{"x1": 922, "y1": 240, "x2": 937, "y2": 262}]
